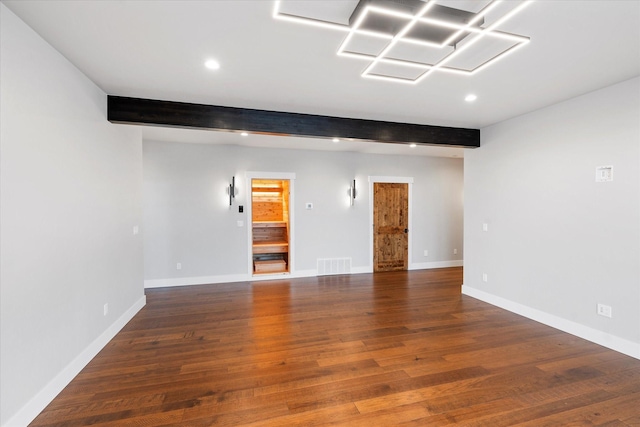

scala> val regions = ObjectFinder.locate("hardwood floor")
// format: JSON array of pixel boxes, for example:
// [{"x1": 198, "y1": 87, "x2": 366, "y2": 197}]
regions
[{"x1": 31, "y1": 268, "x2": 640, "y2": 426}]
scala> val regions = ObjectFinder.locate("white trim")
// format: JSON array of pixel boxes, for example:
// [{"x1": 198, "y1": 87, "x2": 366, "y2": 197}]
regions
[
  {"x1": 145, "y1": 263, "x2": 463, "y2": 290},
  {"x1": 368, "y1": 176, "x2": 415, "y2": 184},
  {"x1": 145, "y1": 274, "x2": 248, "y2": 288},
  {"x1": 461, "y1": 285, "x2": 640, "y2": 360},
  {"x1": 144, "y1": 270, "x2": 319, "y2": 288},
  {"x1": 245, "y1": 172, "x2": 296, "y2": 278},
  {"x1": 144, "y1": 268, "x2": 387, "y2": 289},
  {"x1": 368, "y1": 176, "x2": 414, "y2": 272},
  {"x1": 3, "y1": 295, "x2": 147, "y2": 427},
  {"x1": 352, "y1": 265, "x2": 373, "y2": 274},
  {"x1": 410, "y1": 260, "x2": 464, "y2": 270},
  {"x1": 251, "y1": 269, "x2": 316, "y2": 282},
  {"x1": 246, "y1": 171, "x2": 297, "y2": 181}
]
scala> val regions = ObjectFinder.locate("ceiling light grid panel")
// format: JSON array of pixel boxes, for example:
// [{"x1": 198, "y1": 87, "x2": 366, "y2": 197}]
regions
[{"x1": 274, "y1": 0, "x2": 532, "y2": 84}]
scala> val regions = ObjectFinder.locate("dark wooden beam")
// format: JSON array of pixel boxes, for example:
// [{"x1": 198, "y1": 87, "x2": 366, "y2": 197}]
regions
[{"x1": 107, "y1": 96, "x2": 479, "y2": 148}]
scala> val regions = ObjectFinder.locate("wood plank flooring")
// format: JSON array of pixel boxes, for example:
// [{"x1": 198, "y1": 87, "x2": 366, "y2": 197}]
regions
[{"x1": 30, "y1": 268, "x2": 640, "y2": 426}]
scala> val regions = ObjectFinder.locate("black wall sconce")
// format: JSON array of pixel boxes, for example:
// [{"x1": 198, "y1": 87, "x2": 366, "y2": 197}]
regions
[
  {"x1": 350, "y1": 179, "x2": 356, "y2": 206},
  {"x1": 228, "y1": 176, "x2": 236, "y2": 206}
]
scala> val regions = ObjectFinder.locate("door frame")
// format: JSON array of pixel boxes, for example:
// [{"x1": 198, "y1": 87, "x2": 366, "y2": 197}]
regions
[
  {"x1": 368, "y1": 176, "x2": 414, "y2": 272},
  {"x1": 245, "y1": 171, "x2": 296, "y2": 277}
]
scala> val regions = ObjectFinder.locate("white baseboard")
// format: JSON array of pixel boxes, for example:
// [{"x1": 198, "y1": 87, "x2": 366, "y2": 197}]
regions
[
  {"x1": 145, "y1": 262, "x2": 464, "y2": 289},
  {"x1": 249, "y1": 269, "x2": 317, "y2": 282},
  {"x1": 462, "y1": 285, "x2": 640, "y2": 360},
  {"x1": 145, "y1": 270, "x2": 322, "y2": 288},
  {"x1": 144, "y1": 268, "x2": 378, "y2": 289},
  {"x1": 144, "y1": 274, "x2": 248, "y2": 288},
  {"x1": 352, "y1": 266, "x2": 373, "y2": 274},
  {"x1": 4, "y1": 295, "x2": 147, "y2": 427},
  {"x1": 410, "y1": 260, "x2": 464, "y2": 270}
]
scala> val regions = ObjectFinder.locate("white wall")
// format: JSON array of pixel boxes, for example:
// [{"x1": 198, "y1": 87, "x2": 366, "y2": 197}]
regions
[
  {"x1": 463, "y1": 77, "x2": 640, "y2": 358},
  {"x1": 0, "y1": 5, "x2": 145, "y2": 425},
  {"x1": 143, "y1": 141, "x2": 464, "y2": 286}
]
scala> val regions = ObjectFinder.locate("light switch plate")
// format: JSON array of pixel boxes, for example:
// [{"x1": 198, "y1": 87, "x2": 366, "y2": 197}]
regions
[{"x1": 595, "y1": 166, "x2": 613, "y2": 182}]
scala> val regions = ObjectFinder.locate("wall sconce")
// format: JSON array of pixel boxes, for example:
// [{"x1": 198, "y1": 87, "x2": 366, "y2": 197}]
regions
[
  {"x1": 228, "y1": 176, "x2": 236, "y2": 206},
  {"x1": 350, "y1": 179, "x2": 356, "y2": 206}
]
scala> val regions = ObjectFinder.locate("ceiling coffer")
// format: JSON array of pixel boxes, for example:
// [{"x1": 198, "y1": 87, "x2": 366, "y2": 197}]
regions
[
  {"x1": 273, "y1": 0, "x2": 533, "y2": 84},
  {"x1": 350, "y1": 0, "x2": 483, "y2": 47}
]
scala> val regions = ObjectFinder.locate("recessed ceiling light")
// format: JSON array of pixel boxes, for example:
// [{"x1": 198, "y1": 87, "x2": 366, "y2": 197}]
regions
[
  {"x1": 332, "y1": 138, "x2": 340, "y2": 143},
  {"x1": 204, "y1": 59, "x2": 220, "y2": 70},
  {"x1": 410, "y1": 143, "x2": 417, "y2": 148},
  {"x1": 465, "y1": 94, "x2": 477, "y2": 102},
  {"x1": 240, "y1": 132, "x2": 248, "y2": 137}
]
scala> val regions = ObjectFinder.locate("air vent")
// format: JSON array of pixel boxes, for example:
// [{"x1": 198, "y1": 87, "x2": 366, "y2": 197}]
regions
[{"x1": 317, "y1": 258, "x2": 352, "y2": 276}]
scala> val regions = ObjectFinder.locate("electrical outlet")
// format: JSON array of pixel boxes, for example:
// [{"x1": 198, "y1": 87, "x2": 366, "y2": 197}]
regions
[
  {"x1": 482, "y1": 223, "x2": 489, "y2": 232},
  {"x1": 482, "y1": 273, "x2": 488, "y2": 283},
  {"x1": 176, "y1": 262, "x2": 182, "y2": 270},
  {"x1": 133, "y1": 225, "x2": 139, "y2": 235},
  {"x1": 453, "y1": 248, "x2": 458, "y2": 255},
  {"x1": 103, "y1": 303, "x2": 108, "y2": 316},
  {"x1": 424, "y1": 250, "x2": 428, "y2": 257},
  {"x1": 597, "y1": 303, "x2": 612, "y2": 318}
]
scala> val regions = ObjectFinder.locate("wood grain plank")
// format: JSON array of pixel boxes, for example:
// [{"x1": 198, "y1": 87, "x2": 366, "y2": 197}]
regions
[{"x1": 29, "y1": 268, "x2": 640, "y2": 426}]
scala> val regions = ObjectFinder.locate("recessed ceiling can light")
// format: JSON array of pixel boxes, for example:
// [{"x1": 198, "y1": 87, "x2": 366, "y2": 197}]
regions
[
  {"x1": 205, "y1": 59, "x2": 220, "y2": 70},
  {"x1": 465, "y1": 94, "x2": 477, "y2": 102},
  {"x1": 410, "y1": 143, "x2": 417, "y2": 148},
  {"x1": 332, "y1": 138, "x2": 340, "y2": 143},
  {"x1": 240, "y1": 132, "x2": 249, "y2": 137}
]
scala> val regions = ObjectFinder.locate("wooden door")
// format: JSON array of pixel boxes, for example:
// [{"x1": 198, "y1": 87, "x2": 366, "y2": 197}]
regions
[{"x1": 373, "y1": 183, "x2": 408, "y2": 272}]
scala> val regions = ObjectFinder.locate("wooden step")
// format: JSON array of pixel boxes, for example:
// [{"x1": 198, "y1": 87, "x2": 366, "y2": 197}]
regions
[
  {"x1": 252, "y1": 242, "x2": 288, "y2": 254},
  {"x1": 252, "y1": 221, "x2": 287, "y2": 228},
  {"x1": 254, "y1": 259, "x2": 287, "y2": 273}
]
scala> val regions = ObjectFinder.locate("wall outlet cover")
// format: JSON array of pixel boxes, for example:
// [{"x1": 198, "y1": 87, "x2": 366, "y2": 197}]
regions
[
  {"x1": 597, "y1": 303, "x2": 612, "y2": 318},
  {"x1": 595, "y1": 166, "x2": 613, "y2": 182}
]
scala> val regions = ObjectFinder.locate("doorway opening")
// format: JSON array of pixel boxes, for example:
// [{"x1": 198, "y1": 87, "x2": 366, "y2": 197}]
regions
[{"x1": 251, "y1": 179, "x2": 290, "y2": 275}]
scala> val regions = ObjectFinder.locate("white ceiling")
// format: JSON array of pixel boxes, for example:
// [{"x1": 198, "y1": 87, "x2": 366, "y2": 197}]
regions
[{"x1": 3, "y1": 0, "x2": 640, "y2": 158}]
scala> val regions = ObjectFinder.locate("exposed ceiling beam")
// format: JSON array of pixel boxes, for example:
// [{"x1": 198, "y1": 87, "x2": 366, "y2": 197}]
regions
[{"x1": 107, "y1": 96, "x2": 480, "y2": 148}]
